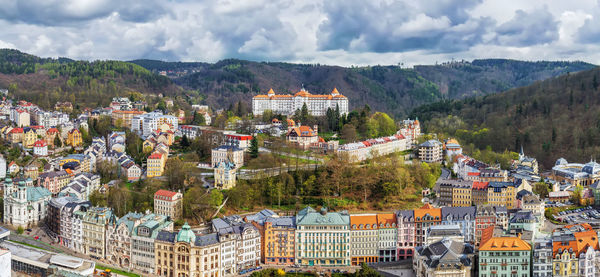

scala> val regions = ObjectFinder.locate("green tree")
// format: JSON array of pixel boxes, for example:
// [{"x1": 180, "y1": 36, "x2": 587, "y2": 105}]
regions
[
  {"x1": 181, "y1": 135, "x2": 191, "y2": 149},
  {"x1": 249, "y1": 136, "x2": 259, "y2": 158},
  {"x1": 354, "y1": 263, "x2": 381, "y2": 277},
  {"x1": 341, "y1": 124, "x2": 358, "y2": 142},
  {"x1": 571, "y1": 185, "x2": 583, "y2": 205},
  {"x1": 16, "y1": 226, "x2": 24, "y2": 235},
  {"x1": 54, "y1": 135, "x2": 63, "y2": 148},
  {"x1": 533, "y1": 182, "x2": 550, "y2": 199}
]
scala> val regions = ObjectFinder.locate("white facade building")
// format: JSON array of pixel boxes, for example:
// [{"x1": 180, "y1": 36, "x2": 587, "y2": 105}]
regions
[
  {"x1": 3, "y1": 178, "x2": 52, "y2": 228},
  {"x1": 131, "y1": 112, "x2": 178, "y2": 138},
  {"x1": 252, "y1": 88, "x2": 348, "y2": 116},
  {"x1": 338, "y1": 134, "x2": 409, "y2": 161},
  {"x1": 0, "y1": 155, "x2": 6, "y2": 179},
  {"x1": 0, "y1": 249, "x2": 10, "y2": 277}
]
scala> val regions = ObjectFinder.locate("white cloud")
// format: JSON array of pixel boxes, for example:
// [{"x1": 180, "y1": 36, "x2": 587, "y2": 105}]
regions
[{"x1": 0, "y1": 0, "x2": 599, "y2": 65}]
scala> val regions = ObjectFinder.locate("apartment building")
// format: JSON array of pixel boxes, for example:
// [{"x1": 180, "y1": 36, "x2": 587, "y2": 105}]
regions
[
  {"x1": 479, "y1": 236, "x2": 531, "y2": 277},
  {"x1": 82, "y1": 207, "x2": 116, "y2": 259},
  {"x1": 263, "y1": 216, "x2": 296, "y2": 265},
  {"x1": 154, "y1": 189, "x2": 183, "y2": 220},
  {"x1": 350, "y1": 214, "x2": 379, "y2": 265},
  {"x1": 295, "y1": 207, "x2": 351, "y2": 266}
]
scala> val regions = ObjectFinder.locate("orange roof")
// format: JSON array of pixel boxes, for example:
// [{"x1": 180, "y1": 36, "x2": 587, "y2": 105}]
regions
[
  {"x1": 553, "y1": 224, "x2": 599, "y2": 255},
  {"x1": 480, "y1": 236, "x2": 531, "y2": 251},
  {"x1": 47, "y1": 128, "x2": 59, "y2": 134},
  {"x1": 9, "y1": 128, "x2": 23, "y2": 134},
  {"x1": 480, "y1": 225, "x2": 495, "y2": 246},
  {"x1": 267, "y1": 88, "x2": 275, "y2": 95},
  {"x1": 376, "y1": 213, "x2": 396, "y2": 227},
  {"x1": 414, "y1": 203, "x2": 441, "y2": 222},
  {"x1": 288, "y1": 125, "x2": 317, "y2": 137},
  {"x1": 332, "y1": 87, "x2": 339, "y2": 95},
  {"x1": 350, "y1": 214, "x2": 378, "y2": 230},
  {"x1": 154, "y1": 189, "x2": 179, "y2": 199},
  {"x1": 472, "y1": 181, "x2": 489, "y2": 190}
]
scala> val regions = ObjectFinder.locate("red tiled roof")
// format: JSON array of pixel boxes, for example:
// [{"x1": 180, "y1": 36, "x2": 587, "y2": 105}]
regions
[
  {"x1": 9, "y1": 128, "x2": 23, "y2": 134},
  {"x1": 155, "y1": 189, "x2": 178, "y2": 199},
  {"x1": 148, "y1": 153, "x2": 163, "y2": 159},
  {"x1": 472, "y1": 181, "x2": 489, "y2": 190},
  {"x1": 33, "y1": 140, "x2": 47, "y2": 147}
]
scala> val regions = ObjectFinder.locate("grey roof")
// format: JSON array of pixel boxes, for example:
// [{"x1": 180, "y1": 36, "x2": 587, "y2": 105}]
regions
[
  {"x1": 156, "y1": 230, "x2": 177, "y2": 242},
  {"x1": 397, "y1": 210, "x2": 414, "y2": 220},
  {"x1": 494, "y1": 206, "x2": 508, "y2": 214},
  {"x1": 428, "y1": 225, "x2": 462, "y2": 237},
  {"x1": 195, "y1": 233, "x2": 219, "y2": 247},
  {"x1": 441, "y1": 207, "x2": 476, "y2": 221},
  {"x1": 510, "y1": 210, "x2": 537, "y2": 223},
  {"x1": 265, "y1": 216, "x2": 296, "y2": 228},
  {"x1": 419, "y1": 139, "x2": 442, "y2": 148},
  {"x1": 245, "y1": 209, "x2": 276, "y2": 225},
  {"x1": 415, "y1": 238, "x2": 474, "y2": 269},
  {"x1": 516, "y1": 189, "x2": 533, "y2": 200}
]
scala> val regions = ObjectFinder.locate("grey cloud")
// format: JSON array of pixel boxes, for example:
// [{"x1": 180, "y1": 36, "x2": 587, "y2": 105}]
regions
[
  {"x1": 494, "y1": 8, "x2": 559, "y2": 46},
  {"x1": 317, "y1": 0, "x2": 493, "y2": 53},
  {"x1": 0, "y1": 0, "x2": 167, "y2": 25}
]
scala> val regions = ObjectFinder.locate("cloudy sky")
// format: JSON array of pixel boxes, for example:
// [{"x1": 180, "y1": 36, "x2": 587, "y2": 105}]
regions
[{"x1": 1, "y1": 0, "x2": 600, "y2": 66}]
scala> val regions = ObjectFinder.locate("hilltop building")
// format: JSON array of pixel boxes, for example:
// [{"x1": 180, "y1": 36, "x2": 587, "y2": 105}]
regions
[{"x1": 252, "y1": 88, "x2": 348, "y2": 116}]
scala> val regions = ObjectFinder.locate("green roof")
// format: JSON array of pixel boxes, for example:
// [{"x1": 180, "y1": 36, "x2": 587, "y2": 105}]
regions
[
  {"x1": 176, "y1": 222, "x2": 196, "y2": 243},
  {"x1": 296, "y1": 206, "x2": 350, "y2": 226},
  {"x1": 27, "y1": 186, "x2": 52, "y2": 202}
]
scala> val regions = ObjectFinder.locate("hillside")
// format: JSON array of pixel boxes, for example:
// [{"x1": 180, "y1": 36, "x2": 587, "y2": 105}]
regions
[
  {"x1": 0, "y1": 49, "x2": 181, "y2": 109},
  {"x1": 411, "y1": 66, "x2": 600, "y2": 169},
  {"x1": 131, "y1": 59, "x2": 595, "y2": 117}
]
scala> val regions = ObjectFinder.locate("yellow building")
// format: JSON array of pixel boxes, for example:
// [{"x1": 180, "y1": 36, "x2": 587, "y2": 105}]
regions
[
  {"x1": 263, "y1": 216, "x2": 296, "y2": 265},
  {"x1": 451, "y1": 182, "x2": 472, "y2": 207},
  {"x1": 552, "y1": 224, "x2": 599, "y2": 277},
  {"x1": 67, "y1": 129, "x2": 83, "y2": 147},
  {"x1": 23, "y1": 128, "x2": 37, "y2": 148},
  {"x1": 59, "y1": 154, "x2": 92, "y2": 173},
  {"x1": 154, "y1": 223, "x2": 221, "y2": 277},
  {"x1": 8, "y1": 127, "x2": 23, "y2": 144},
  {"x1": 487, "y1": 182, "x2": 516, "y2": 209},
  {"x1": 111, "y1": 110, "x2": 146, "y2": 128},
  {"x1": 146, "y1": 152, "x2": 166, "y2": 178}
]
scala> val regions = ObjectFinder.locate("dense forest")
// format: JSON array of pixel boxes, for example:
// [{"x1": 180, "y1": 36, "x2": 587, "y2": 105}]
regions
[
  {"x1": 411, "y1": 66, "x2": 600, "y2": 169},
  {"x1": 0, "y1": 49, "x2": 182, "y2": 109},
  {"x1": 130, "y1": 58, "x2": 595, "y2": 117}
]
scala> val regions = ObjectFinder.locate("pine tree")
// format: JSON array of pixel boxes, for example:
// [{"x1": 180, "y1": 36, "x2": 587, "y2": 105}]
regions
[{"x1": 250, "y1": 136, "x2": 259, "y2": 158}]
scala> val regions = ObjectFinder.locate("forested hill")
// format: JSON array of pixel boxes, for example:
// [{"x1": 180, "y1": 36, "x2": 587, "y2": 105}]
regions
[
  {"x1": 0, "y1": 49, "x2": 181, "y2": 109},
  {"x1": 411, "y1": 66, "x2": 600, "y2": 169},
  {"x1": 130, "y1": 58, "x2": 595, "y2": 117}
]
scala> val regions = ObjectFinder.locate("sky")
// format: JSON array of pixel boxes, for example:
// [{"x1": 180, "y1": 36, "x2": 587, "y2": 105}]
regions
[{"x1": 1, "y1": 0, "x2": 600, "y2": 66}]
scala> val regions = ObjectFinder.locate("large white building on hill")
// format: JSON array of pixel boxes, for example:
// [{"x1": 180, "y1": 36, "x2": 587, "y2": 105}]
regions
[{"x1": 252, "y1": 88, "x2": 348, "y2": 116}]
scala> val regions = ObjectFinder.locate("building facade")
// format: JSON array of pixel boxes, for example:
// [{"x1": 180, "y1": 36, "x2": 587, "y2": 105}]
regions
[
  {"x1": 350, "y1": 214, "x2": 379, "y2": 265},
  {"x1": 252, "y1": 88, "x2": 348, "y2": 116},
  {"x1": 479, "y1": 236, "x2": 531, "y2": 277},
  {"x1": 418, "y1": 140, "x2": 443, "y2": 163},
  {"x1": 264, "y1": 216, "x2": 296, "y2": 265},
  {"x1": 154, "y1": 189, "x2": 183, "y2": 220},
  {"x1": 295, "y1": 207, "x2": 351, "y2": 266},
  {"x1": 3, "y1": 178, "x2": 52, "y2": 228}
]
